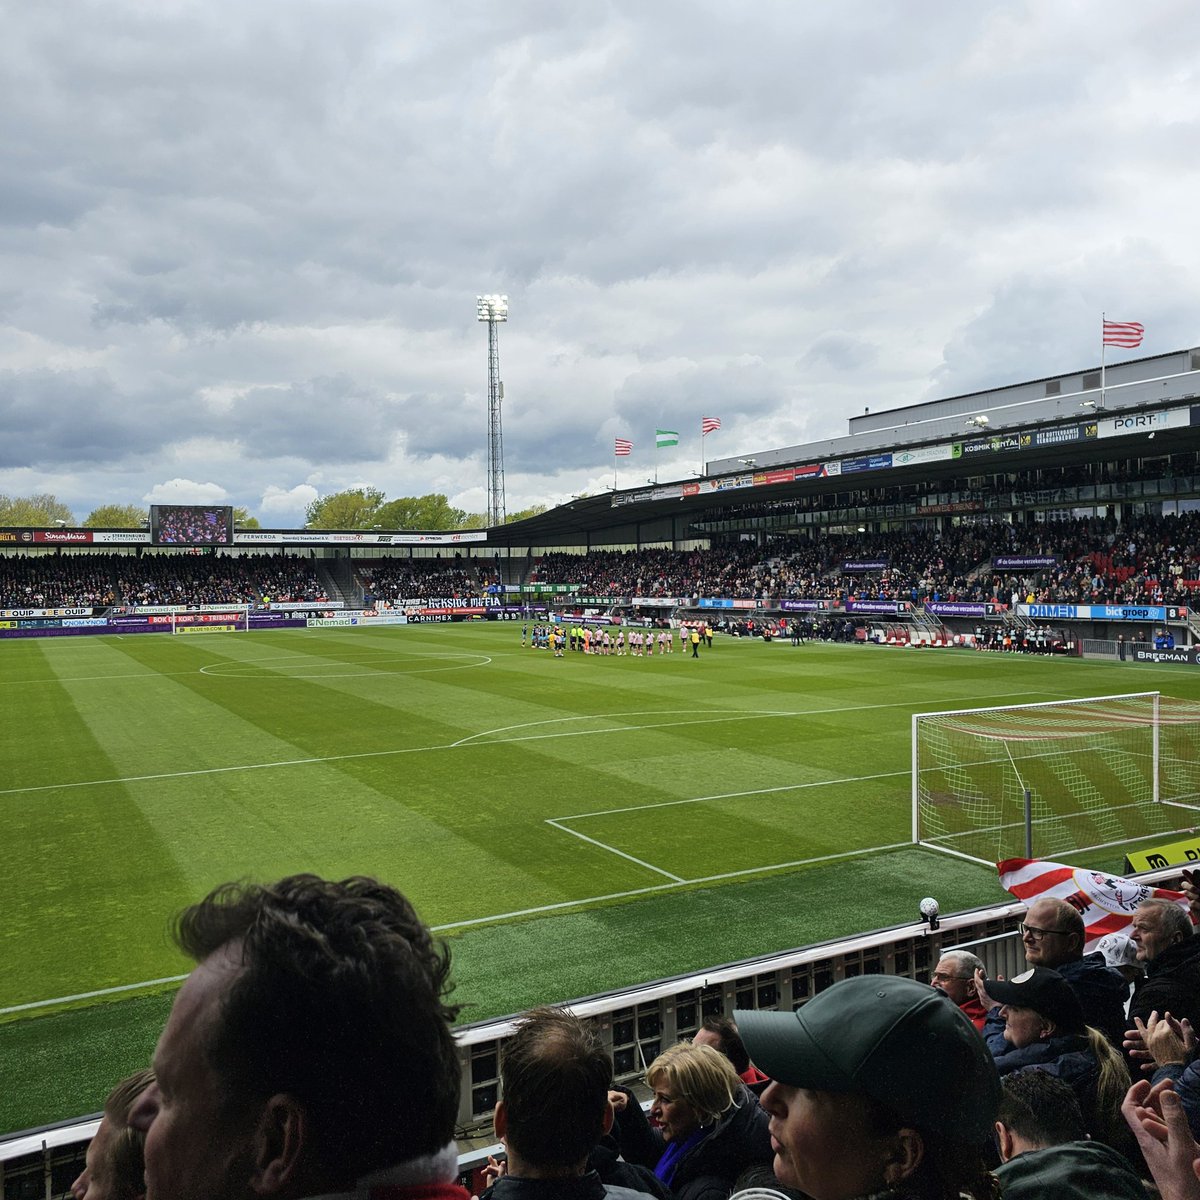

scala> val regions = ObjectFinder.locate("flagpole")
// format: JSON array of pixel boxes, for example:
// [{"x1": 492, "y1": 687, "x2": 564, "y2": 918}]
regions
[
  {"x1": 698, "y1": 416, "x2": 720, "y2": 476},
  {"x1": 1100, "y1": 310, "x2": 1106, "y2": 409}
]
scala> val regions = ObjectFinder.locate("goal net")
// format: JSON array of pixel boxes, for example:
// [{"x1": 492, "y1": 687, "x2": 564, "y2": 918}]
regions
[{"x1": 913, "y1": 692, "x2": 1200, "y2": 866}]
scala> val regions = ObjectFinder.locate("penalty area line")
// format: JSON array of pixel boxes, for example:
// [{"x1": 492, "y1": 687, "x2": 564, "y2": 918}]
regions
[{"x1": 544, "y1": 818, "x2": 684, "y2": 882}]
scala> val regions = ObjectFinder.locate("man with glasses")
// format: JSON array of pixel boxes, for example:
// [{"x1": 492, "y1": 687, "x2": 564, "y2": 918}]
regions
[
  {"x1": 1017, "y1": 898, "x2": 1127, "y2": 1048},
  {"x1": 931, "y1": 950, "x2": 988, "y2": 1031}
]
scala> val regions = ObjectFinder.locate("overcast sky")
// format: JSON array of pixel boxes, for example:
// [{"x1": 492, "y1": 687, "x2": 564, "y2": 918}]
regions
[{"x1": 2, "y1": 1, "x2": 1198, "y2": 525}]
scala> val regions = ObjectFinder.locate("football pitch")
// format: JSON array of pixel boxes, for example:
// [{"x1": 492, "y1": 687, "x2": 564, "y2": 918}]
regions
[{"x1": 4, "y1": 623, "x2": 1200, "y2": 1134}]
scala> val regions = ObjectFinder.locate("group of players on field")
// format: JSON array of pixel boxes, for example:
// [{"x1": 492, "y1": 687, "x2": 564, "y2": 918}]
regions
[{"x1": 522, "y1": 622, "x2": 712, "y2": 658}]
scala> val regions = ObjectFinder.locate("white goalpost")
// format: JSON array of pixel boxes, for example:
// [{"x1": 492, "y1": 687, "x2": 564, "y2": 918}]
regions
[{"x1": 913, "y1": 691, "x2": 1200, "y2": 866}]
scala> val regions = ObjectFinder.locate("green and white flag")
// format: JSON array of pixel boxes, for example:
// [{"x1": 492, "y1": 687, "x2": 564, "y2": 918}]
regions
[{"x1": 656, "y1": 429, "x2": 680, "y2": 448}]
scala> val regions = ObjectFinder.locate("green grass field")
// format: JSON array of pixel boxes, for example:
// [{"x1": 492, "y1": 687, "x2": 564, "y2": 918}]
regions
[{"x1": 4, "y1": 624, "x2": 1200, "y2": 1135}]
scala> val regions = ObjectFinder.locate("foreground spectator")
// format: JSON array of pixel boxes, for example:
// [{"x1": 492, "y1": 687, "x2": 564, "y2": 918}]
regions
[
  {"x1": 1018, "y1": 898, "x2": 1129, "y2": 1047},
  {"x1": 609, "y1": 1042, "x2": 771, "y2": 1200},
  {"x1": 129, "y1": 875, "x2": 470, "y2": 1200},
  {"x1": 735, "y1": 976, "x2": 1000, "y2": 1200},
  {"x1": 72, "y1": 1069, "x2": 155, "y2": 1200},
  {"x1": 994, "y1": 1071, "x2": 1144, "y2": 1199},
  {"x1": 481, "y1": 1007, "x2": 663, "y2": 1200}
]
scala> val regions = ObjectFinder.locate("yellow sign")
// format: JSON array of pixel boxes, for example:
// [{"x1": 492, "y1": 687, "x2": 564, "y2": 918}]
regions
[
  {"x1": 1126, "y1": 836, "x2": 1200, "y2": 873},
  {"x1": 176, "y1": 624, "x2": 237, "y2": 635}
]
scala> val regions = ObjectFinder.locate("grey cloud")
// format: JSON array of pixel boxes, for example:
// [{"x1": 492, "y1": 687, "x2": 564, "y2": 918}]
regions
[
  {"x1": 0, "y1": 370, "x2": 173, "y2": 469},
  {"x1": 228, "y1": 376, "x2": 400, "y2": 463},
  {"x1": 802, "y1": 333, "x2": 877, "y2": 373}
]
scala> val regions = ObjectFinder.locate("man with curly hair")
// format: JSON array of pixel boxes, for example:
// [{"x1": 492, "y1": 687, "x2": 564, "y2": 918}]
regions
[{"x1": 130, "y1": 874, "x2": 469, "y2": 1200}]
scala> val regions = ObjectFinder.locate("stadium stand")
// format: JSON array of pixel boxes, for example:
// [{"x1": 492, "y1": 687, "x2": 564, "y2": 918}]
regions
[
  {"x1": 4, "y1": 515, "x2": 1200, "y2": 613},
  {"x1": 358, "y1": 559, "x2": 486, "y2": 601},
  {"x1": 116, "y1": 555, "x2": 260, "y2": 606},
  {"x1": 0, "y1": 555, "x2": 116, "y2": 607}
]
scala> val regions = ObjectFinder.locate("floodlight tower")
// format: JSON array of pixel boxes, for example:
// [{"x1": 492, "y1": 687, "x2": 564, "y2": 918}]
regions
[{"x1": 476, "y1": 294, "x2": 508, "y2": 527}]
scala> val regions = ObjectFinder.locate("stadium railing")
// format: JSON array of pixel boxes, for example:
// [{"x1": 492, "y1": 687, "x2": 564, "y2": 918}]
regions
[{"x1": 1, "y1": 864, "x2": 1185, "y2": 1200}]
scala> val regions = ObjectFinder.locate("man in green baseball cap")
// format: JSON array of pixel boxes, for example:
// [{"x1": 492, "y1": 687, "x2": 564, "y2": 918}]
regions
[{"x1": 736, "y1": 975, "x2": 1000, "y2": 1200}]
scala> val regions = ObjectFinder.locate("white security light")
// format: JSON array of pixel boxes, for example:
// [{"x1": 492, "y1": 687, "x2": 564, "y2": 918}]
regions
[{"x1": 476, "y1": 294, "x2": 508, "y2": 322}]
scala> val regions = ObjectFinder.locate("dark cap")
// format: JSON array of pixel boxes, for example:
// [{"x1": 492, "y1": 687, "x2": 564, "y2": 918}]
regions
[
  {"x1": 984, "y1": 966, "x2": 1085, "y2": 1032},
  {"x1": 735, "y1": 976, "x2": 1000, "y2": 1141}
]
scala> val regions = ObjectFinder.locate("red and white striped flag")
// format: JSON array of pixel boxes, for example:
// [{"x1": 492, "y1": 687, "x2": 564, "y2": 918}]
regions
[
  {"x1": 614, "y1": 438, "x2": 633, "y2": 457},
  {"x1": 998, "y1": 857, "x2": 1189, "y2": 951},
  {"x1": 1103, "y1": 320, "x2": 1145, "y2": 348},
  {"x1": 701, "y1": 416, "x2": 721, "y2": 435}
]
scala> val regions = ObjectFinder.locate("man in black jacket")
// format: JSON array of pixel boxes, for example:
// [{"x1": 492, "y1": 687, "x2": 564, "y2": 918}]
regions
[
  {"x1": 1019, "y1": 897, "x2": 1128, "y2": 1047},
  {"x1": 482, "y1": 1007, "x2": 664, "y2": 1200},
  {"x1": 1129, "y1": 898, "x2": 1200, "y2": 1029}
]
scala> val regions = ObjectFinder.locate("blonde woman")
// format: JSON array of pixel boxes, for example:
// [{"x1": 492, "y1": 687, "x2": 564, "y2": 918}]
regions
[{"x1": 609, "y1": 1042, "x2": 771, "y2": 1200}]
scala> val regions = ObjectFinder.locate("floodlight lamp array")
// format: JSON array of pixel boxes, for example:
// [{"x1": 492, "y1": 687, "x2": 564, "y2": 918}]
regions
[{"x1": 476, "y1": 295, "x2": 508, "y2": 322}]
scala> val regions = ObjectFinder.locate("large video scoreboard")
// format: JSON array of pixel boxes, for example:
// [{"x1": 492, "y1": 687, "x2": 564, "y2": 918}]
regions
[{"x1": 149, "y1": 505, "x2": 234, "y2": 546}]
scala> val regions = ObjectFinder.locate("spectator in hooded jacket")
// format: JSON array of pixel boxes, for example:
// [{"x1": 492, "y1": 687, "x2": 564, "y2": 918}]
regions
[{"x1": 993, "y1": 1070, "x2": 1144, "y2": 1200}]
